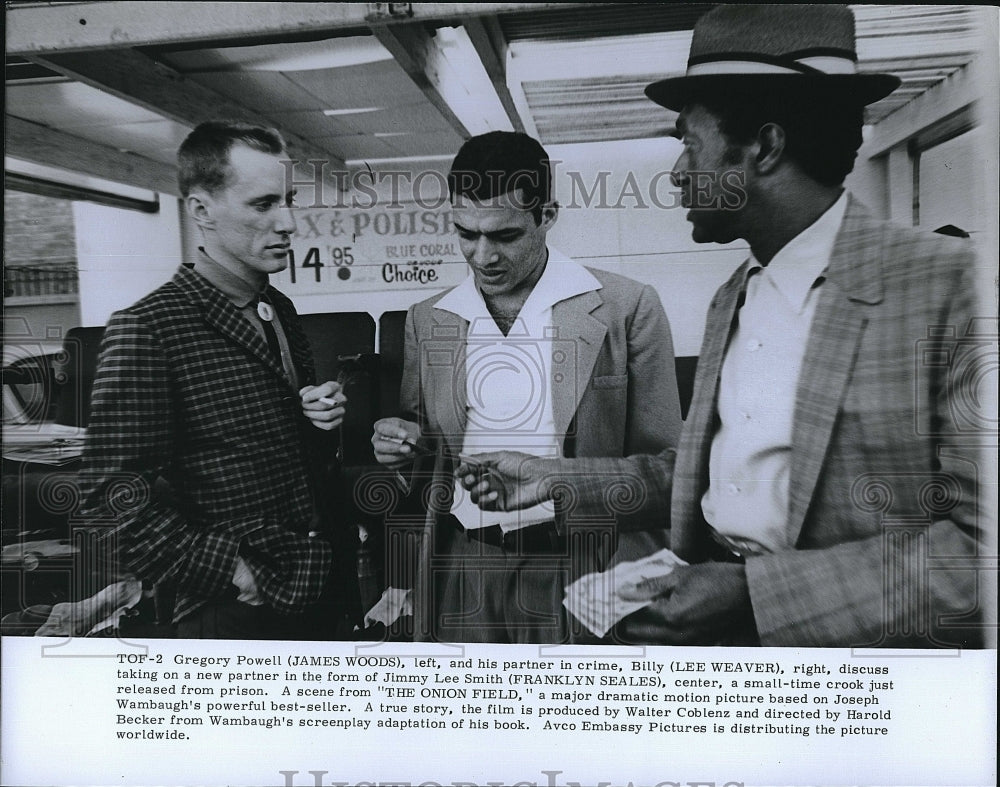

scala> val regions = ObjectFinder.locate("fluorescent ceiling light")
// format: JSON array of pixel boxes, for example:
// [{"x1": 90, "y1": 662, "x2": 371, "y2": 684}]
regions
[
  {"x1": 167, "y1": 36, "x2": 393, "y2": 73},
  {"x1": 344, "y1": 154, "x2": 456, "y2": 166},
  {"x1": 507, "y1": 30, "x2": 693, "y2": 82},
  {"x1": 373, "y1": 132, "x2": 410, "y2": 138},
  {"x1": 323, "y1": 107, "x2": 382, "y2": 116}
]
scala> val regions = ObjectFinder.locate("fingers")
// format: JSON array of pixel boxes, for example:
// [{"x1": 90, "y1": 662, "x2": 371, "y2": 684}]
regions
[
  {"x1": 232, "y1": 557, "x2": 260, "y2": 600},
  {"x1": 457, "y1": 469, "x2": 501, "y2": 508},
  {"x1": 300, "y1": 381, "x2": 343, "y2": 405},
  {"x1": 454, "y1": 454, "x2": 486, "y2": 479},
  {"x1": 454, "y1": 456, "x2": 504, "y2": 509},
  {"x1": 616, "y1": 571, "x2": 678, "y2": 601},
  {"x1": 302, "y1": 406, "x2": 345, "y2": 431},
  {"x1": 618, "y1": 606, "x2": 699, "y2": 646},
  {"x1": 371, "y1": 418, "x2": 421, "y2": 465},
  {"x1": 372, "y1": 417, "x2": 418, "y2": 442},
  {"x1": 301, "y1": 382, "x2": 346, "y2": 413},
  {"x1": 300, "y1": 383, "x2": 346, "y2": 431}
]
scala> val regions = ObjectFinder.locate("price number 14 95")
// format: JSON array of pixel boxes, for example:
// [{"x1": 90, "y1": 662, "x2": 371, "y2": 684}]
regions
[{"x1": 287, "y1": 246, "x2": 354, "y2": 283}]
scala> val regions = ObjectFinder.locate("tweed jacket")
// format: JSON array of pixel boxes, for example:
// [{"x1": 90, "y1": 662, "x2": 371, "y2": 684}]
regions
[
  {"x1": 398, "y1": 259, "x2": 683, "y2": 639},
  {"x1": 79, "y1": 265, "x2": 344, "y2": 623},
  {"x1": 671, "y1": 197, "x2": 986, "y2": 647}
]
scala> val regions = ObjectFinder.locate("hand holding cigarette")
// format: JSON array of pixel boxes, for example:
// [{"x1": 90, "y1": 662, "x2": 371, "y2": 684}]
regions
[
  {"x1": 371, "y1": 417, "x2": 427, "y2": 466},
  {"x1": 300, "y1": 381, "x2": 347, "y2": 431},
  {"x1": 454, "y1": 450, "x2": 550, "y2": 511}
]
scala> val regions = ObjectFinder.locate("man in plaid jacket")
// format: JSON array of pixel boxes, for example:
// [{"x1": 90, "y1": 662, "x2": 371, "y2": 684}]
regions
[{"x1": 79, "y1": 121, "x2": 357, "y2": 639}]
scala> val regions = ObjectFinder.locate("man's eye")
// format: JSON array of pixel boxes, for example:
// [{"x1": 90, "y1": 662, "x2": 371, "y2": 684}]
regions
[
  {"x1": 254, "y1": 202, "x2": 275, "y2": 212},
  {"x1": 457, "y1": 230, "x2": 477, "y2": 241}
]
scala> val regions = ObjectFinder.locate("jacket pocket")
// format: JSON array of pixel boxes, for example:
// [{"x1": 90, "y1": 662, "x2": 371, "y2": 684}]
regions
[{"x1": 591, "y1": 374, "x2": 627, "y2": 389}]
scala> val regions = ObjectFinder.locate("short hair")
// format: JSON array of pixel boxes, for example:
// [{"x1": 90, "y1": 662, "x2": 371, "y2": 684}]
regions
[
  {"x1": 693, "y1": 87, "x2": 865, "y2": 187},
  {"x1": 178, "y1": 121, "x2": 287, "y2": 197},
  {"x1": 448, "y1": 131, "x2": 552, "y2": 224}
]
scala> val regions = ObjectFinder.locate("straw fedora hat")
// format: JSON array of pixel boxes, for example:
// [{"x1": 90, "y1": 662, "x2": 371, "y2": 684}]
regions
[{"x1": 645, "y1": 4, "x2": 900, "y2": 110}]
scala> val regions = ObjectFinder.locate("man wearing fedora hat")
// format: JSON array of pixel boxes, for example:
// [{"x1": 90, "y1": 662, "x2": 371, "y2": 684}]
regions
[{"x1": 612, "y1": 4, "x2": 988, "y2": 647}]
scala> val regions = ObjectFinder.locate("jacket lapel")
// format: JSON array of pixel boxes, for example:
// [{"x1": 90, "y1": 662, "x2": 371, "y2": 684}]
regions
[
  {"x1": 172, "y1": 266, "x2": 287, "y2": 380},
  {"x1": 551, "y1": 290, "x2": 606, "y2": 440},
  {"x1": 786, "y1": 197, "x2": 884, "y2": 543},
  {"x1": 672, "y1": 263, "x2": 750, "y2": 548},
  {"x1": 270, "y1": 289, "x2": 315, "y2": 385},
  {"x1": 427, "y1": 288, "x2": 607, "y2": 453},
  {"x1": 425, "y1": 309, "x2": 468, "y2": 453}
]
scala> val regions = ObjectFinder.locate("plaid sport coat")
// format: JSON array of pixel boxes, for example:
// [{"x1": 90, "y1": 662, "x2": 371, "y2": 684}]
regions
[
  {"x1": 399, "y1": 263, "x2": 683, "y2": 641},
  {"x1": 79, "y1": 265, "x2": 343, "y2": 623},
  {"x1": 671, "y1": 197, "x2": 988, "y2": 647}
]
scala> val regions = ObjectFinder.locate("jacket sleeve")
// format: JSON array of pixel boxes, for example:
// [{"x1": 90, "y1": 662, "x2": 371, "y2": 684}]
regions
[
  {"x1": 388, "y1": 305, "x2": 442, "y2": 501},
  {"x1": 78, "y1": 311, "x2": 330, "y2": 609},
  {"x1": 399, "y1": 305, "x2": 423, "y2": 425},
  {"x1": 546, "y1": 283, "x2": 679, "y2": 532}
]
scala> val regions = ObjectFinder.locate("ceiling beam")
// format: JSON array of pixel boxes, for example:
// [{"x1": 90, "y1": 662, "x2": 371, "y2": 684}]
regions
[
  {"x1": 463, "y1": 16, "x2": 526, "y2": 134},
  {"x1": 371, "y1": 21, "x2": 518, "y2": 139},
  {"x1": 369, "y1": 23, "x2": 472, "y2": 139},
  {"x1": 863, "y1": 51, "x2": 990, "y2": 158},
  {"x1": 29, "y1": 48, "x2": 347, "y2": 187},
  {"x1": 6, "y1": 2, "x2": 597, "y2": 56},
  {"x1": 6, "y1": 116, "x2": 180, "y2": 196},
  {"x1": 504, "y1": 73, "x2": 541, "y2": 141}
]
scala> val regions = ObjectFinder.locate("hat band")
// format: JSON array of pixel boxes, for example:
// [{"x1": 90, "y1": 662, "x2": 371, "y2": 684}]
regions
[{"x1": 687, "y1": 50, "x2": 858, "y2": 77}]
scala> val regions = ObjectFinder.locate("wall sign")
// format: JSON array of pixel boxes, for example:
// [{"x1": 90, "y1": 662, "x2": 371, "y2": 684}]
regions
[{"x1": 272, "y1": 203, "x2": 469, "y2": 293}]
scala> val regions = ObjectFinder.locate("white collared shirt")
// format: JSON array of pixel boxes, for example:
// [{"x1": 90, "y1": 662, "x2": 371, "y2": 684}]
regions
[
  {"x1": 435, "y1": 249, "x2": 602, "y2": 532},
  {"x1": 701, "y1": 193, "x2": 849, "y2": 553}
]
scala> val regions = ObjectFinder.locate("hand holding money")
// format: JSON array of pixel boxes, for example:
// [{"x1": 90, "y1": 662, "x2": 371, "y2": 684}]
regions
[{"x1": 563, "y1": 549, "x2": 687, "y2": 638}]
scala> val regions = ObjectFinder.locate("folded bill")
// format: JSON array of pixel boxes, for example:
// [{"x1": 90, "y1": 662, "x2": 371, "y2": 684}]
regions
[
  {"x1": 364, "y1": 587, "x2": 413, "y2": 629},
  {"x1": 563, "y1": 548, "x2": 687, "y2": 638}
]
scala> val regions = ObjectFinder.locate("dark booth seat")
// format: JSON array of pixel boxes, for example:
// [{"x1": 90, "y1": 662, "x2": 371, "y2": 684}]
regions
[
  {"x1": 53, "y1": 326, "x2": 106, "y2": 428},
  {"x1": 298, "y1": 312, "x2": 377, "y2": 466}
]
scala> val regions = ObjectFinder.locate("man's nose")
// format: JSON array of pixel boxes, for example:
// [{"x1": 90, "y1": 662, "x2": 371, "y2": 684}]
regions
[
  {"x1": 670, "y1": 150, "x2": 689, "y2": 188},
  {"x1": 276, "y1": 204, "x2": 296, "y2": 234},
  {"x1": 472, "y1": 236, "x2": 497, "y2": 265}
]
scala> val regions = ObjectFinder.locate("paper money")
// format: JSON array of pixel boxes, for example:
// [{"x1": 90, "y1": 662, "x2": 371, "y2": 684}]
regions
[{"x1": 563, "y1": 549, "x2": 687, "y2": 638}]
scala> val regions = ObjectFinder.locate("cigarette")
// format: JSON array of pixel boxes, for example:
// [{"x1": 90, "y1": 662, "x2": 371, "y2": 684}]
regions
[
  {"x1": 318, "y1": 396, "x2": 340, "y2": 406},
  {"x1": 378, "y1": 434, "x2": 435, "y2": 457},
  {"x1": 403, "y1": 437, "x2": 433, "y2": 455}
]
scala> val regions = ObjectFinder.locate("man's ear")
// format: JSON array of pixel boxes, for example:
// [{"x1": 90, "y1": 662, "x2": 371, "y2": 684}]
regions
[
  {"x1": 538, "y1": 201, "x2": 559, "y2": 231},
  {"x1": 753, "y1": 123, "x2": 786, "y2": 175},
  {"x1": 185, "y1": 191, "x2": 214, "y2": 231}
]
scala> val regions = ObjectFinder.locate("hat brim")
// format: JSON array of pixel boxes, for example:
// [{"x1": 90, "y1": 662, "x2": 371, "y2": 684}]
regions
[{"x1": 645, "y1": 73, "x2": 901, "y2": 111}]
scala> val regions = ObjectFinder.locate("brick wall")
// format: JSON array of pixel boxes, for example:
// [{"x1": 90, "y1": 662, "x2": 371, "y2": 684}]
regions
[{"x1": 3, "y1": 190, "x2": 77, "y2": 267}]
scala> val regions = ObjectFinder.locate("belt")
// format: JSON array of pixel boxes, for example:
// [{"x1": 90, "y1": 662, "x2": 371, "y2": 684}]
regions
[
  {"x1": 447, "y1": 515, "x2": 563, "y2": 554},
  {"x1": 708, "y1": 529, "x2": 768, "y2": 564}
]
